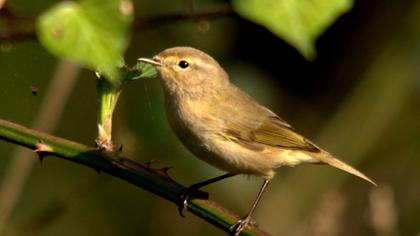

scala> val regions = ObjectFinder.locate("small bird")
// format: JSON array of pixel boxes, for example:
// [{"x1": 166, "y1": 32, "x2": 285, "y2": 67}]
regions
[{"x1": 138, "y1": 47, "x2": 376, "y2": 235}]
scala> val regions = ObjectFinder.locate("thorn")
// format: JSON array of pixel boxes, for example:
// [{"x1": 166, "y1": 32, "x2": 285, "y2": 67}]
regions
[
  {"x1": 157, "y1": 166, "x2": 172, "y2": 176},
  {"x1": 161, "y1": 166, "x2": 172, "y2": 173},
  {"x1": 34, "y1": 143, "x2": 53, "y2": 154},
  {"x1": 143, "y1": 160, "x2": 154, "y2": 168}
]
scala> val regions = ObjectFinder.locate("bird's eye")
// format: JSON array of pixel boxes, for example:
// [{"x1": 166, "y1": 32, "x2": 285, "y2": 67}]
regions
[{"x1": 178, "y1": 60, "x2": 189, "y2": 69}]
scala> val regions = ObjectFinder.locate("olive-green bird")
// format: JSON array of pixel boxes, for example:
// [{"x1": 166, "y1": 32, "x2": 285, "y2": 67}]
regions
[{"x1": 138, "y1": 47, "x2": 376, "y2": 236}]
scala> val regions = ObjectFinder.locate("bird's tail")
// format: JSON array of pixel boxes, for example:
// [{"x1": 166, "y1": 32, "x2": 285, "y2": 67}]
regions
[{"x1": 315, "y1": 152, "x2": 377, "y2": 186}]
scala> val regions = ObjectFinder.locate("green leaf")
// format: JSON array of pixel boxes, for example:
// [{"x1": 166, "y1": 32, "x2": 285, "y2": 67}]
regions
[
  {"x1": 122, "y1": 62, "x2": 158, "y2": 82},
  {"x1": 37, "y1": 0, "x2": 134, "y2": 82},
  {"x1": 134, "y1": 62, "x2": 159, "y2": 80},
  {"x1": 232, "y1": 0, "x2": 353, "y2": 59}
]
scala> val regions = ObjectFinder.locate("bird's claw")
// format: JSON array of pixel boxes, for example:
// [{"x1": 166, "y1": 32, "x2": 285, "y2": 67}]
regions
[
  {"x1": 178, "y1": 190, "x2": 190, "y2": 217},
  {"x1": 177, "y1": 187, "x2": 209, "y2": 217},
  {"x1": 230, "y1": 218, "x2": 253, "y2": 236}
]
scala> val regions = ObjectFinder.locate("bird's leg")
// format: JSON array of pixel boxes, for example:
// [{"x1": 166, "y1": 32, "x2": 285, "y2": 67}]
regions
[
  {"x1": 178, "y1": 173, "x2": 237, "y2": 217},
  {"x1": 230, "y1": 179, "x2": 271, "y2": 236}
]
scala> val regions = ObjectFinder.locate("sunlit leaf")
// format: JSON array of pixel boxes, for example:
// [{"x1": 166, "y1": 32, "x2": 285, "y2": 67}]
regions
[
  {"x1": 37, "y1": 0, "x2": 134, "y2": 82},
  {"x1": 232, "y1": 0, "x2": 353, "y2": 59}
]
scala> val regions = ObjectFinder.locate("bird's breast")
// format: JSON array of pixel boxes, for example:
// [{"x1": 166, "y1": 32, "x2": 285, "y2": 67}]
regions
[
  {"x1": 164, "y1": 95, "x2": 219, "y2": 152},
  {"x1": 163, "y1": 93, "x2": 280, "y2": 177}
]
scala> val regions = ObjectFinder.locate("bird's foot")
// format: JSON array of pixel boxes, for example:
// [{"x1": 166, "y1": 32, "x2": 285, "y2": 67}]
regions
[
  {"x1": 177, "y1": 186, "x2": 209, "y2": 217},
  {"x1": 230, "y1": 217, "x2": 254, "y2": 236}
]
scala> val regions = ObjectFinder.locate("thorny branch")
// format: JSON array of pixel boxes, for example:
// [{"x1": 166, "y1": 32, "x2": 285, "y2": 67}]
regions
[{"x1": 0, "y1": 118, "x2": 269, "y2": 236}]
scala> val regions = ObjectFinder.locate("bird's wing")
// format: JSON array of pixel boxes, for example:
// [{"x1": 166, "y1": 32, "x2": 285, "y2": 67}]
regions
[
  {"x1": 214, "y1": 85, "x2": 320, "y2": 152},
  {"x1": 224, "y1": 114, "x2": 320, "y2": 153}
]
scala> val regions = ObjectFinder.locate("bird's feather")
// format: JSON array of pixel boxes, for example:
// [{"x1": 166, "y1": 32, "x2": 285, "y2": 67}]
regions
[
  {"x1": 225, "y1": 115, "x2": 320, "y2": 152},
  {"x1": 216, "y1": 86, "x2": 320, "y2": 153}
]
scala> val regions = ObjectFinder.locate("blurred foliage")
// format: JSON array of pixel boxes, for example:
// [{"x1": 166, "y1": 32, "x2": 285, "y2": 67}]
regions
[
  {"x1": 1, "y1": 0, "x2": 420, "y2": 236},
  {"x1": 232, "y1": 0, "x2": 353, "y2": 59},
  {"x1": 37, "y1": 0, "x2": 134, "y2": 82}
]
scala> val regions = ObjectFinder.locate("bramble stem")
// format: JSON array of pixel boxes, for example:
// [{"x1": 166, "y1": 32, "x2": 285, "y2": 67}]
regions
[
  {"x1": 96, "y1": 78, "x2": 121, "y2": 151},
  {"x1": 0, "y1": 118, "x2": 269, "y2": 236}
]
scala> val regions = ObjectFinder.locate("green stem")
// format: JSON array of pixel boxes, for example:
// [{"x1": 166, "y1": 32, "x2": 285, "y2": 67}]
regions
[
  {"x1": 0, "y1": 118, "x2": 269, "y2": 236},
  {"x1": 96, "y1": 78, "x2": 121, "y2": 151}
]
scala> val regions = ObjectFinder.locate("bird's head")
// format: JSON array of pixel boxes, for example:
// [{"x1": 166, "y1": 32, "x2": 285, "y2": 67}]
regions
[{"x1": 138, "y1": 47, "x2": 229, "y2": 97}]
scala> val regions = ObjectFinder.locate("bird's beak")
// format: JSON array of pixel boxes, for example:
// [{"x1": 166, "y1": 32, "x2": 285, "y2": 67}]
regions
[{"x1": 137, "y1": 57, "x2": 162, "y2": 67}]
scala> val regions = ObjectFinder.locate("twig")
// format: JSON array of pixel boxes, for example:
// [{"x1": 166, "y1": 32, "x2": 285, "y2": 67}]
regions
[
  {"x1": 0, "y1": 31, "x2": 36, "y2": 41},
  {"x1": 0, "y1": 118, "x2": 269, "y2": 236},
  {"x1": 0, "y1": 5, "x2": 234, "y2": 41},
  {"x1": 134, "y1": 5, "x2": 234, "y2": 31},
  {"x1": 0, "y1": 6, "x2": 36, "y2": 41}
]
